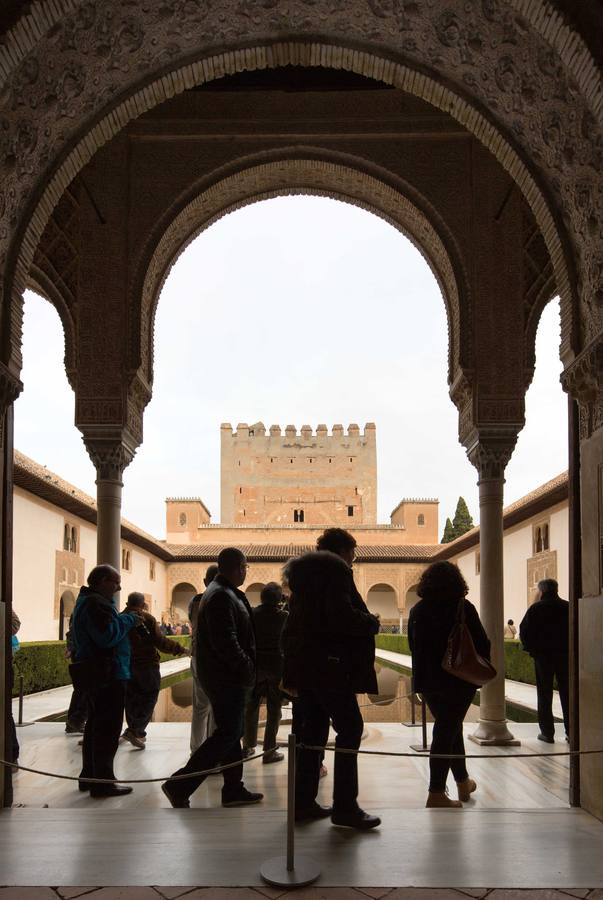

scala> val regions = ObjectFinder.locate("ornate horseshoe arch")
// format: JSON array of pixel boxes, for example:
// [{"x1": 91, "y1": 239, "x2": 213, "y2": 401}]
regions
[
  {"x1": 0, "y1": 1, "x2": 598, "y2": 381},
  {"x1": 134, "y1": 155, "x2": 470, "y2": 395}
]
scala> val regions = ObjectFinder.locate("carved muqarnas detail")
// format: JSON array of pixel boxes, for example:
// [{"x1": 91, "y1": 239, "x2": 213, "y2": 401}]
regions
[{"x1": 562, "y1": 337, "x2": 603, "y2": 441}]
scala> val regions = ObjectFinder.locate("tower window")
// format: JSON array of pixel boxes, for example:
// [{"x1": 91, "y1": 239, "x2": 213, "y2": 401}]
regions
[
  {"x1": 179, "y1": 512, "x2": 187, "y2": 527},
  {"x1": 418, "y1": 514, "x2": 425, "y2": 526},
  {"x1": 350, "y1": 457, "x2": 353, "y2": 462},
  {"x1": 347, "y1": 506, "x2": 354, "y2": 517},
  {"x1": 239, "y1": 487, "x2": 242, "y2": 493},
  {"x1": 293, "y1": 509, "x2": 305, "y2": 523}
]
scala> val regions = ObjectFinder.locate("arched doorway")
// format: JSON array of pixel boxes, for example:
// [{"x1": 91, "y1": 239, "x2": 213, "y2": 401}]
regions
[
  {"x1": 366, "y1": 584, "x2": 398, "y2": 633},
  {"x1": 245, "y1": 583, "x2": 265, "y2": 608},
  {"x1": 171, "y1": 582, "x2": 197, "y2": 625},
  {"x1": 59, "y1": 590, "x2": 76, "y2": 641}
]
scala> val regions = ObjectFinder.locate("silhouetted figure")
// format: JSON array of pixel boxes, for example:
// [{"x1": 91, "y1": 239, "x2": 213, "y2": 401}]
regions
[
  {"x1": 121, "y1": 592, "x2": 188, "y2": 749},
  {"x1": 243, "y1": 582, "x2": 288, "y2": 764},
  {"x1": 162, "y1": 548, "x2": 263, "y2": 809},
  {"x1": 519, "y1": 578, "x2": 569, "y2": 743},
  {"x1": 65, "y1": 614, "x2": 89, "y2": 734},
  {"x1": 188, "y1": 563, "x2": 219, "y2": 752},
  {"x1": 408, "y1": 561, "x2": 490, "y2": 808},
  {"x1": 284, "y1": 529, "x2": 381, "y2": 831},
  {"x1": 71, "y1": 565, "x2": 142, "y2": 798}
]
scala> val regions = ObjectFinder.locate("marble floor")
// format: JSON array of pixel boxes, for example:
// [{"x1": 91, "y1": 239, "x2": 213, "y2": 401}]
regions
[
  {"x1": 11, "y1": 721, "x2": 570, "y2": 811},
  {"x1": 2, "y1": 721, "x2": 599, "y2": 890}
]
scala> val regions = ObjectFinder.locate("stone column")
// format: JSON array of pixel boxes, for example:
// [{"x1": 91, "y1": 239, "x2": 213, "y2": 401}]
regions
[
  {"x1": 0, "y1": 363, "x2": 22, "y2": 808},
  {"x1": 468, "y1": 441, "x2": 519, "y2": 746},
  {"x1": 85, "y1": 440, "x2": 135, "y2": 576}
]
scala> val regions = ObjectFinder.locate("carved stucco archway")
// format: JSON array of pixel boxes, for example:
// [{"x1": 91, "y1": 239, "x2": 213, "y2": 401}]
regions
[
  {"x1": 136, "y1": 155, "x2": 468, "y2": 391},
  {"x1": 0, "y1": 2, "x2": 599, "y2": 381}
]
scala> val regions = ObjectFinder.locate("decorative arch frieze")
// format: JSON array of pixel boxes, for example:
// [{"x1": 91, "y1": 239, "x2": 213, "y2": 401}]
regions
[
  {"x1": 134, "y1": 155, "x2": 469, "y2": 390},
  {"x1": 0, "y1": 1, "x2": 598, "y2": 388}
]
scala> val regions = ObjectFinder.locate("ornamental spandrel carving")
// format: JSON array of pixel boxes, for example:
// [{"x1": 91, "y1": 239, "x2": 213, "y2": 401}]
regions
[
  {"x1": 561, "y1": 336, "x2": 603, "y2": 441},
  {"x1": 0, "y1": 1, "x2": 601, "y2": 368},
  {"x1": 0, "y1": 360, "x2": 22, "y2": 412},
  {"x1": 135, "y1": 159, "x2": 467, "y2": 387}
]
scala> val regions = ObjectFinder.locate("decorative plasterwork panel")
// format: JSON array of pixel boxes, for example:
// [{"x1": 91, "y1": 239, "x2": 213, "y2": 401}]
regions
[
  {"x1": 0, "y1": 1, "x2": 599, "y2": 381},
  {"x1": 136, "y1": 157, "x2": 466, "y2": 390}
]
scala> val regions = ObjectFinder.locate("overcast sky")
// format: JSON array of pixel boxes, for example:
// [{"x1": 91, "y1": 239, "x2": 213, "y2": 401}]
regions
[{"x1": 16, "y1": 196, "x2": 567, "y2": 539}]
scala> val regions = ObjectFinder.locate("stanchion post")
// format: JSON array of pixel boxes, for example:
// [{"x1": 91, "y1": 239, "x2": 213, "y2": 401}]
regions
[
  {"x1": 18, "y1": 676, "x2": 23, "y2": 726},
  {"x1": 411, "y1": 693, "x2": 416, "y2": 726},
  {"x1": 410, "y1": 695, "x2": 431, "y2": 753},
  {"x1": 260, "y1": 732, "x2": 321, "y2": 888}
]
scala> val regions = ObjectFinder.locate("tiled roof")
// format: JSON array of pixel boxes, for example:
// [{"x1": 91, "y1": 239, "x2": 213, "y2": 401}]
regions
[
  {"x1": 435, "y1": 470, "x2": 568, "y2": 559},
  {"x1": 13, "y1": 450, "x2": 172, "y2": 561},
  {"x1": 13, "y1": 449, "x2": 569, "y2": 567},
  {"x1": 166, "y1": 543, "x2": 439, "y2": 563}
]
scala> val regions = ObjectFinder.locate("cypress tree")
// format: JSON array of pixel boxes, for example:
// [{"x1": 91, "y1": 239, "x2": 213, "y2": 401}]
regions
[
  {"x1": 441, "y1": 517, "x2": 455, "y2": 543},
  {"x1": 452, "y1": 496, "x2": 474, "y2": 538}
]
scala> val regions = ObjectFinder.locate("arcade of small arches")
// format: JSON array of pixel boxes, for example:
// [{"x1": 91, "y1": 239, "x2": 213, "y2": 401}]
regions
[{"x1": 0, "y1": 1, "x2": 601, "y2": 820}]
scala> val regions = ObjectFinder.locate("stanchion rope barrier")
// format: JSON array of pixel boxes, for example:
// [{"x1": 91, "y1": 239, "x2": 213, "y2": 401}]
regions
[{"x1": 2, "y1": 741, "x2": 602, "y2": 783}]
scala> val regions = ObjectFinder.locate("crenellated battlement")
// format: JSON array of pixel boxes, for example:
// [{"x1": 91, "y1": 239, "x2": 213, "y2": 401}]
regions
[
  {"x1": 221, "y1": 421, "x2": 376, "y2": 440},
  {"x1": 220, "y1": 420, "x2": 377, "y2": 525}
]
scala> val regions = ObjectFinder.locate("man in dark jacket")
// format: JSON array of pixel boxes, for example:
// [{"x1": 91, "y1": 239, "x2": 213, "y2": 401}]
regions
[
  {"x1": 243, "y1": 582, "x2": 288, "y2": 763},
  {"x1": 71, "y1": 564, "x2": 142, "y2": 798},
  {"x1": 519, "y1": 578, "x2": 569, "y2": 743},
  {"x1": 121, "y1": 592, "x2": 189, "y2": 749},
  {"x1": 283, "y1": 534, "x2": 381, "y2": 831},
  {"x1": 162, "y1": 547, "x2": 263, "y2": 809},
  {"x1": 189, "y1": 563, "x2": 219, "y2": 752}
]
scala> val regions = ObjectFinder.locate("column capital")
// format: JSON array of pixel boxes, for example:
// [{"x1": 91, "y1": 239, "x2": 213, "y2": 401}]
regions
[
  {"x1": 466, "y1": 433, "x2": 518, "y2": 481},
  {"x1": 561, "y1": 335, "x2": 603, "y2": 440},
  {"x1": 83, "y1": 434, "x2": 136, "y2": 482}
]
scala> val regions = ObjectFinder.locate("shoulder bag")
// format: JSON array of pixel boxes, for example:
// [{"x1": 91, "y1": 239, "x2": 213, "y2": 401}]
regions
[{"x1": 441, "y1": 597, "x2": 496, "y2": 687}]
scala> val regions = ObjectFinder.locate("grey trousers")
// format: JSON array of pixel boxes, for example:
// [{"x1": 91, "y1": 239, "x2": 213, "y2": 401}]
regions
[{"x1": 190, "y1": 658, "x2": 215, "y2": 753}]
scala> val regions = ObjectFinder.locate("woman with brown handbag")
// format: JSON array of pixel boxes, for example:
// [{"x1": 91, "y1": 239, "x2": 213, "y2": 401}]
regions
[{"x1": 408, "y1": 561, "x2": 491, "y2": 808}]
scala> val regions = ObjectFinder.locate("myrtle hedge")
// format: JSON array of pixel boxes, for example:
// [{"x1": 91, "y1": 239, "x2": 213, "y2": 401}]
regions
[
  {"x1": 12, "y1": 636, "x2": 192, "y2": 697},
  {"x1": 374, "y1": 635, "x2": 535, "y2": 685}
]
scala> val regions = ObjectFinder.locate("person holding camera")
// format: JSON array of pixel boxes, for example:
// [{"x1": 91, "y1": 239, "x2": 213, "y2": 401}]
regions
[
  {"x1": 121, "y1": 592, "x2": 189, "y2": 749},
  {"x1": 70, "y1": 564, "x2": 143, "y2": 798}
]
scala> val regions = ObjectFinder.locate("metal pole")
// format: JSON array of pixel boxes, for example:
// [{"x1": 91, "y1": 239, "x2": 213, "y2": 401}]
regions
[
  {"x1": 260, "y1": 730, "x2": 321, "y2": 888},
  {"x1": 410, "y1": 692, "x2": 416, "y2": 726},
  {"x1": 421, "y1": 696, "x2": 427, "y2": 750},
  {"x1": 410, "y1": 694, "x2": 430, "y2": 753},
  {"x1": 17, "y1": 676, "x2": 23, "y2": 726},
  {"x1": 286, "y1": 731, "x2": 295, "y2": 872}
]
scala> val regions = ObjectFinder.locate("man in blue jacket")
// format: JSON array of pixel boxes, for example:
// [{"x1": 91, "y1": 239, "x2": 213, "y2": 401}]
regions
[{"x1": 71, "y1": 564, "x2": 141, "y2": 797}]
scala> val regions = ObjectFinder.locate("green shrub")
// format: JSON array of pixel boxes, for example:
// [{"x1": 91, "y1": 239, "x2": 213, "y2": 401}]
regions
[
  {"x1": 12, "y1": 642, "x2": 71, "y2": 696},
  {"x1": 12, "y1": 635, "x2": 192, "y2": 696},
  {"x1": 375, "y1": 633, "x2": 410, "y2": 656},
  {"x1": 375, "y1": 635, "x2": 536, "y2": 685}
]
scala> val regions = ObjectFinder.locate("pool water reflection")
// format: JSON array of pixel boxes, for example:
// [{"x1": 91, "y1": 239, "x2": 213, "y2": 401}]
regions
[{"x1": 152, "y1": 662, "x2": 481, "y2": 725}]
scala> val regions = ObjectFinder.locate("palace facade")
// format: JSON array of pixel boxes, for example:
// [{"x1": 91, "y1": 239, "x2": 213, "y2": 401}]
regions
[{"x1": 13, "y1": 422, "x2": 568, "y2": 643}]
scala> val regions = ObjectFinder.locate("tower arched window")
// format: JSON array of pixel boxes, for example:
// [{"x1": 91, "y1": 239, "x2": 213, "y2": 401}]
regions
[
  {"x1": 71, "y1": 527, "x2": 77, "y2": 553},
  {"x1": 417, "y1": 514, "x2": 425, "y2": 526},
  {"x1": 63, "y1": 524, "x2": 70, "y2": 551},
  {"x1": 179, "y1": 512, "x2": 187, "y2": 527}
]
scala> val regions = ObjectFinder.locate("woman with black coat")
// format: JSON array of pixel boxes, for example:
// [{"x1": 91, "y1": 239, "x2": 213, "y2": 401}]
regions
[{"x1": 408, "y1": 561, "x2": 491, "y2": 808}]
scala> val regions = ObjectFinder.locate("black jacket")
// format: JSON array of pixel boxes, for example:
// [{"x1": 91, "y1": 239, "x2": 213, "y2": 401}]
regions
[
  {"x1": 408, "y1": 595, "x2": 490, "y2": 694},
  {"x1": 252, "y1": 601, "x2": 288, "y2": 680},
  {"x1": 195, "y1": 574, "x2": 256, "y2": 691},
  {"x1": 283, "y1": 551, "x2": 380, "y2": 694},
  {"x1": 519, "y1": 591, "x2": 569, "y2": 657}
]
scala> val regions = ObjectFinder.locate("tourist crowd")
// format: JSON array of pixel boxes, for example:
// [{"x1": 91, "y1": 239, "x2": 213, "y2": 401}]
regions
[{"x1": 58, "y1": 527, "x2": 569, "y2": 827}]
